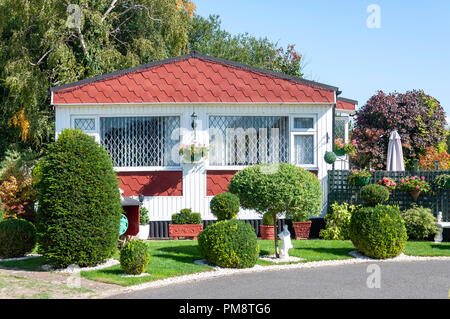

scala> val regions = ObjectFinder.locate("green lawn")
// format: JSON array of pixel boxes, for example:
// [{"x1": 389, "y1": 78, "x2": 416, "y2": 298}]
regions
[{"x1": 1, "y1": 239, "x2": 449, "y2": 287}]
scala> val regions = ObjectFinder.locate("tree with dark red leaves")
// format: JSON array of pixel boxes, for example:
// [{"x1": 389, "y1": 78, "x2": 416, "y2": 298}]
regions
[{"x1": 352, "y1": 90, "x2": 447, "y2": 170}]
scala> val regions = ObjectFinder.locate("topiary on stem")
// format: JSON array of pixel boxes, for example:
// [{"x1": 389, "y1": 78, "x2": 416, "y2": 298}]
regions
[
  {"x1": 360, "y1": 184, "x2": 389, "y2": 207},
  {"x1": 34, "y1": 129, "x2": 122, "y2": 268},
  {"x1": 229, "y1": 163, "x2": 322, "y2": 258}
]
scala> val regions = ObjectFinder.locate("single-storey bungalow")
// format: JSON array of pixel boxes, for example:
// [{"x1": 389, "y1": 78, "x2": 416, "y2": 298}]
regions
[{"x1": 50, "y1": 52, "x2": 357, "y2": 237}]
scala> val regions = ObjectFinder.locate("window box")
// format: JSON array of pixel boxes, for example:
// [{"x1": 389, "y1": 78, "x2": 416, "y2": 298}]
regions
[{"x1": 169, "y1": 224, "x2": 203, "y2": 240}]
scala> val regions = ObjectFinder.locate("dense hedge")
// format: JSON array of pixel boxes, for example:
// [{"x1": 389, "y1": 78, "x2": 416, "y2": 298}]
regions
[
  {"x1": 402, "y1": 205, "x2": 439, "y2": 240},
  {"x1": 34, "y1": 129, "x2": 122, "y2": 267},
  {"x1": 360, "y1": 184, "x2": 389, "y2": 207},
  {"x1": 0, "y1": 218, "x2": 36, "y2": 258},
  {"x1": 210, "y1": 192, "x2": 240, "y2": 221},
  {"x1": 198, "y1": 219, "x2": 259, "y2": 268},
  {"x1": 171, "y1": 209, "x2": 202, "y2": 224},
  {"x1": 350, "y1": 205, "x2": 407, "y2": 259},
  {"x1": 120, "y1": 239, "x2": 150, "y2": 275}
]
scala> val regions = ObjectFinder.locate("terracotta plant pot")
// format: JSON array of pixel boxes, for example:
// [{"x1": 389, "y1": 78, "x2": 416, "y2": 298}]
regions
[
  {"x1": 169, "y1": 224, "x2": 203, "y2": 240},
  {"x1": 293, "y1": 221, "x2": 312, "y2": 240},
  {"x1": 259, "y1": 225, "x2": 275, "y2": 240},
  {"x1": 409, "y1": 190, "x2": 421, "y2": 201}
]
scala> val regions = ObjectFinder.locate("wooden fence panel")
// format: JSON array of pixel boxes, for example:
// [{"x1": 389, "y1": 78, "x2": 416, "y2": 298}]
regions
[{"x1": 328, "y1": 170, "x2": 449, "y2": 222}]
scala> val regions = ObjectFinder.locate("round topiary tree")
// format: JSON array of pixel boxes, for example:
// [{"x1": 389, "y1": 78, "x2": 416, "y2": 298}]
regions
[
  {"x1": 120, "y1": 239, "x2": 150, "y2": 275},
  {"x1": 34, "y1": 129, "x2": 122, "y2": 268},
  {"x1": 349, "y1": 205, "x2": 407, "y2": 259},
  {"x1": 210, "y1": 192, "x2": 240, "y2": 221},
  {"x1": 228, "y1": 163, "x2": 322, "y2": 258},
  {"x1": 198, "y1": 219, "x2": 259, "y2": 268},
  {"x1": 0, "y1": 218, "x2": 36, "y2": 258},
  {"x1": 360, "y1": 184, "x2": 390, "y2": 207}
]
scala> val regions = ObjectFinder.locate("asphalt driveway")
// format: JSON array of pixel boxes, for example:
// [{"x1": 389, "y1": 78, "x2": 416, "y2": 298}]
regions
[{"x1": 110, "y1": 260, "x2": 450, "y2": 299}]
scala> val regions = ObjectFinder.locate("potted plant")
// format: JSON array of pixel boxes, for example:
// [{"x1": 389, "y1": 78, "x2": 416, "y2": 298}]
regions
[
  {"x1": 178, "y1": 144, "x2": 209, "y2": 163},
  {"x1": 433, "y1": 174, "x2": 450, "y2": 191},
  {"x1": 137, "y1": 206, "x2": 150, "y2": 240},
  {"x1": 398, "y1": 176, "x2": 431, "y2": 201},
  {"x1": 334, "y1": 138, "x2": 358, "y2": 157},
  {"x1": 377, "y1": 177, "x2": 397, "y2": 192},
  {"x1": 347, "y1": 169, "x2": 373, "y2": 186},
  {"x1": 291, "y1": 214, "x2": 312, "y2": 240},
  {"x1": 169, "y1": 208, "x2": 203, "y2": 240},
  {"x1": 259, "y1": 212, "x2": 275, "y2": 240}
]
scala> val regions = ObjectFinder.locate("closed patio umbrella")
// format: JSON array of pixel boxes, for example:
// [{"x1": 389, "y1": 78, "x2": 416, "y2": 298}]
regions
[{"x1": 386, "y1": 130, "x2": 405, "y2": 171}]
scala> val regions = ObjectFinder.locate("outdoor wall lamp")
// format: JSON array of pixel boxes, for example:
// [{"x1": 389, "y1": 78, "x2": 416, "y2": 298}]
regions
[
  {"x1": 191, "y1": 112, "x2": 198, "y2": 130},
  {"x1": 138, "y1": 194, "x2": 145, "y2": 203}
]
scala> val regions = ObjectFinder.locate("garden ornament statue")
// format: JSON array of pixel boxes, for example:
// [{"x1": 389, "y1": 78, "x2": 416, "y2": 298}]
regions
[{"x1": 279, "y1": 225, "x2": 293, "y2": 258}]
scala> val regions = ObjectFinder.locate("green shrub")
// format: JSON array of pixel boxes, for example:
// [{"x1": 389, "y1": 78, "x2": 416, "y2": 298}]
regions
[
  {"x1": 360, "y1": 184, "x2": 389, "y2": 207},
  {"x1": 433, "y1": 174, "x2": 450, "y2": 191},
  {"x1": 0, "y1": 218, "x2": 36, "y2": 258},
  {"x1": 350, "y1": 205, "x2": 407, "y2": 259},
  {"x1": 34, "y1": 129, "x2": 122, "y2": 268},
  {"x1": 262, "y1": 212, "x2": 274, "y2": 226},
  {"x1": 139, "y1": 207, "x2": 150, "y2": 225},
  {"x1": 210, "y1": 192, "x2": 240, "y2": 221},
  {"x1": 402, "y1": 205, "x2": 439, "y2": 240},
  {"x1": 319, "y1": 202, "x2": 356, "y2": 240},
  {"x1": 171, "y1": 208, "x2": 202, "y2": 224},
  {"x1": 120, "y1": 239, "x2": 150, "y2": 275},
  {"x1": 198, "y1": 219, "x2": 259, "y2": 268}
]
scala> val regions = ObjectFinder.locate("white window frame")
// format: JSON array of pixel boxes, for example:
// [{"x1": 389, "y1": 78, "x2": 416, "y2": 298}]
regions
[
  {"x1": 71, "y1": 115, "x2": 100, "y2": 142},
  {"x1": 290, "y1": 114, "x2": 317, "y2": 169}
]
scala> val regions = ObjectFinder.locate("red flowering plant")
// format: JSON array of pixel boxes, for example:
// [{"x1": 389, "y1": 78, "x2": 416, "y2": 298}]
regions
[
  {"x1": 378, "y1": 177, "x2": 397, "y2": 191},
  {"x1": 397, "y1": 176, "x2": 431, "y2": 193},
  {"x1": 334, "y1": 138, "x2": 358, "y2": 157}
]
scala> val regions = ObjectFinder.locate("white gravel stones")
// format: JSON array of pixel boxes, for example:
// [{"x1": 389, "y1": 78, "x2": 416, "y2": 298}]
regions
[
  {"x1": 349, "y1": 250, "x2": 450, "y2": 262},
  {"x1": 41, "y1": 259, "x2": 120, "y2": 273},
  {"x1": 0, "y1": 254, "x2": 41, "y2": 262},
  {"x1": 259, "y1": 255, "x2": 303, "y2": 263},
  {"x1": 119, "y1": 273, "x2": 151, "y2": 278}
]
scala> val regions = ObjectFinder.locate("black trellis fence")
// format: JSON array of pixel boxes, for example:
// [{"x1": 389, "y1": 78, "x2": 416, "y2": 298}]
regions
[{"x1": 328, "y1": 169, "x2": 450, "y2": 222}]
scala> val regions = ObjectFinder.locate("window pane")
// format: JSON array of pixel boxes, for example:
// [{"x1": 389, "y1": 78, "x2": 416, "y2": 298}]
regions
[
  {"x1": 209, "y1": 116, "x2": 289, "y2": 165},
  {"x1": 294, "y1": 118, "x2": 313, "y2": 129},
  {"x1": 100, "y1": 117, "x2": 180, "y2": 167},
  {"x1": 334, "y1": 118, "x2": 346, "y2": 140},
  {"x1": 294, "y1": 135, "x2": 314, "y2": 165},
  {"x1": 74, "y1": 119, "x2": 95, "y2": 131}
]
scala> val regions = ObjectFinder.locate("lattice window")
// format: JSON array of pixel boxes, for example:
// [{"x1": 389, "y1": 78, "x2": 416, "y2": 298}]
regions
[
  {"x1": 100, "y1": 116, "x2": 180, "y2": 167},
  {"x1": 74, "y1": 118, "x2": 95, "y2": 131},
  {"x1": 209, "y1": 116, "x2": 289, "y2": 166},
  {"x1": 335, "y1": 118, "x2": 347, "y2": 141},
  {"x1": 293, "y1": 135, "x2": 314, "y2": 165}
]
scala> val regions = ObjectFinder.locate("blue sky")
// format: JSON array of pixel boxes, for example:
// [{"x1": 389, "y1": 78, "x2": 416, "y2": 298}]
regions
[{"x1": 194, "y1": 0, "x2": 450, "y2": 124}]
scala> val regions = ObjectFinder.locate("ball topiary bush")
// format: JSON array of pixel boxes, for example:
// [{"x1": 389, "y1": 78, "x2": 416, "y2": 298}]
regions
[
  {"x1": 210, "y1": 192, "x2": 240, "y2": 221},
  {"x1": 120, "y1": 239, "x2": 150, "y2": 275},
  {"x1": 34, "y1": 129, "x2": 122, "y2": 268},
  {"x1": 324, "y1": 151, "x2": 337, "y2": 164},
  {"x1": 198, "y1": 219, "x2": 259, "y2": 268},
  {"x1": 0, "y1": 218, "x2": 36, "y2": 258},
  {"x1": 402, "y1": 205, "x2": 439, "y2": 240},
  {"x1": 349, "y1": 205, "x2": 407, "y2": 259},
  {"x1": 360, "y1": 184, "x2": 389, "y2": 207}
]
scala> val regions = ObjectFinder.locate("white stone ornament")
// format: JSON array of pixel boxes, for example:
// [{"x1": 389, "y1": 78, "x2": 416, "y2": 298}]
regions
[{"x1": 278, "y1": 225, "x2": 293, "y2": 258}]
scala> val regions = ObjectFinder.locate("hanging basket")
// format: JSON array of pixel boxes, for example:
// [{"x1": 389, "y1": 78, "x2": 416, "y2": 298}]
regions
[
  {"x1": 335, "y1": 149, "x2": 346, "y2": 156},
  {"x1": 409, "y1": 190, "x2": 421, "y2": 201},
  {"x1": 182, "y1": 151, "x2": 204, "y2": 163},
  {"x1": 352, "y1": 176, "x2": 371, "y2": 186}
]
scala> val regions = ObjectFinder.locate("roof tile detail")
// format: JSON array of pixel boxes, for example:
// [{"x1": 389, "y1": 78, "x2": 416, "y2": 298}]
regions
[{"x1": 52, "y1": 57, "x2": 335, "y2": 104}]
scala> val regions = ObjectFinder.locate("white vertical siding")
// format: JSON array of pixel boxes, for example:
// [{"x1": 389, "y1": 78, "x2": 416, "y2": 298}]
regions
[{"x1": 55, "y1": 103, "x2": 334, "y2": 220}]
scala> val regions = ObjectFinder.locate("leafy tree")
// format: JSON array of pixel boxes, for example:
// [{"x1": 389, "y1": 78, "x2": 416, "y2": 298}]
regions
[
  {"x1": 228, "y1": 163, "x2": 322, "y2": 258},
  {"x1": 352, "y1": 90, "x2": 448, "y2": 170},
  {"x1": 0, "y1": 0, "x2": 194, "y2": 159},
  {"x1": 189, "y1": 14, "x2": 303, "y2": 77}
]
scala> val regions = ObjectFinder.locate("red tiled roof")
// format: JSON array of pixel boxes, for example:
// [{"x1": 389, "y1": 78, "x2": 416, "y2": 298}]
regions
[
  {"x1": 337, "y1": 97, "x2": 357, "y2": 111},
  {"x1": 52, "y1": 53, "x2": 337, "y2": 104}
]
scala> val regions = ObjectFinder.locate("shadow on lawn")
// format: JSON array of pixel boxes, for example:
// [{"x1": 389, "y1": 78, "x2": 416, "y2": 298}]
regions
[
  {"x1": 296, "y1": 247, "x2": 355, "y2": 258},
  {"x1": 430, "y1": 243, "x2": 450, "y2": 251},
  {"x1": 152, "y1": 245, "x2": 203, "y2": 264}
]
